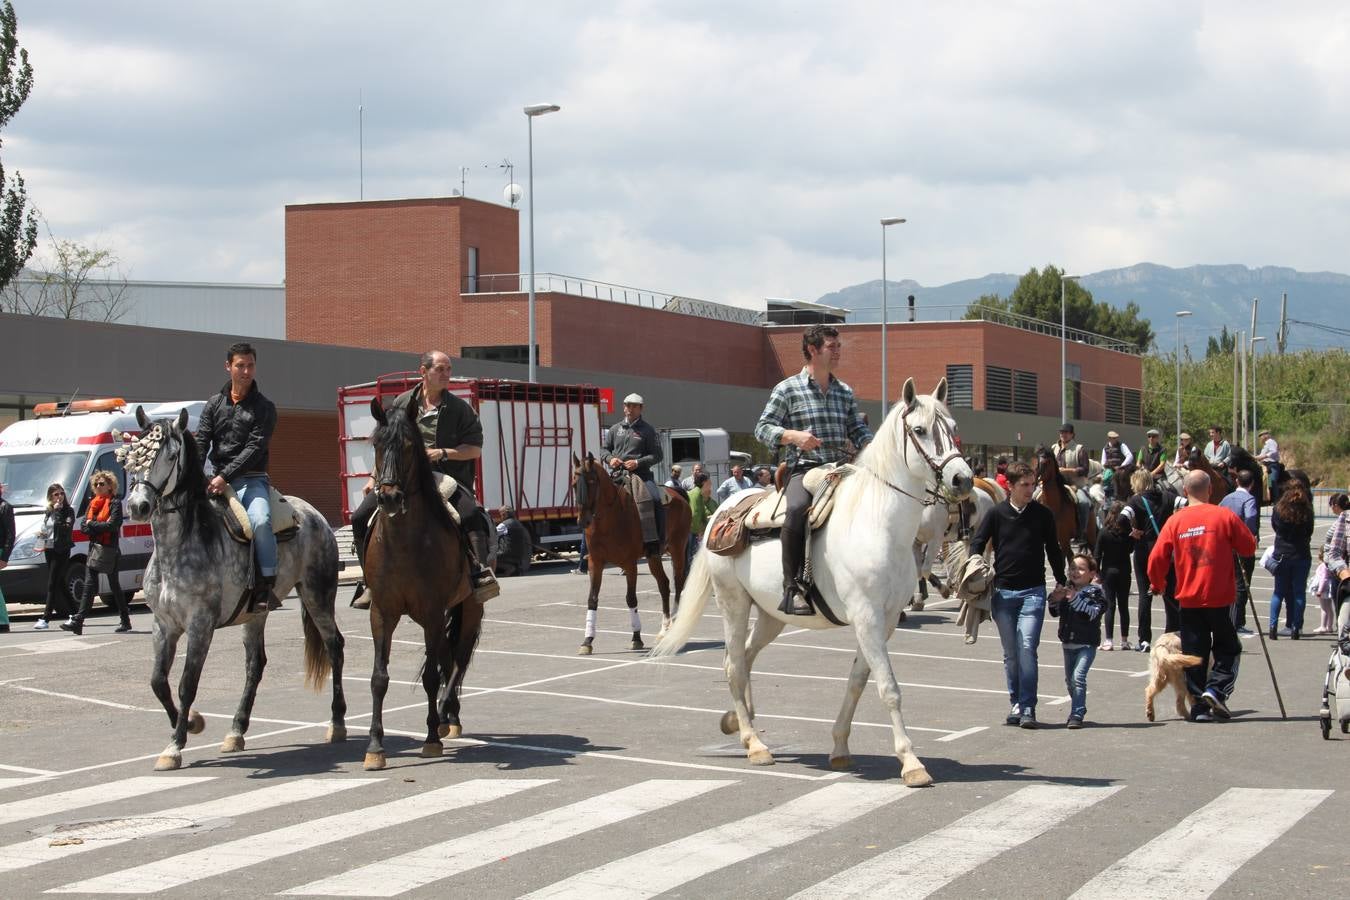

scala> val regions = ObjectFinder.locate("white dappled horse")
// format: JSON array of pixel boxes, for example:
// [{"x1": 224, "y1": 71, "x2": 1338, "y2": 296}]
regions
[
  {"x1": 651, "y1": 378, "x2": 973, "y2": 786},
  {"x1": 913, "y1": 477, "x2": 1004, "y2": 602}
]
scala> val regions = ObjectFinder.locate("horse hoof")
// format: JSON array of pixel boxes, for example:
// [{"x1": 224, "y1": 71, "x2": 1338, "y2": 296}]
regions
[
  {"x1": 897, "y1": 611, "x2": 908, "y2": 624},
  {"x1": 363, "y1": 752, "x2": 386, "y2": 771},
  {"x1": 910, "y1": 599, "x2": 925, "y2": 612},
  {"x1": 748, "y1": 749, "x2": 775, "y2": 766},
  {"x1": 577, "y1": 643, "x2": 593, "y2": 656},
  {"x1": 629, "y1": 639, "x2": 645, "y2": 651},
  {"x1": 830, "y1": 756, "x2": 853, "y2": 771},
  {"x1": 420, "y1": 742, "x2": 443, "y2": 758},
  {"x1": 221, "y1": 733, "x2": 245, "y2": 753},
  {"x1": 902, "y1": 766, "x2": 933, "y2": 787},
  {"x1": 441, "y1": 724, "x2": 462, "y2": 740},
  {"x1": 719, "y1": 711, "x2": 739, "y2": 735},
  {"x1": 154, "y1": 754, "x2": 181, "y2": 772},
  {"x1": 327, "y1": 725, "x2": 347, "y2": 743},
  {"x1": 186, "y1": 710, "x2": 205, "y2": 735}
]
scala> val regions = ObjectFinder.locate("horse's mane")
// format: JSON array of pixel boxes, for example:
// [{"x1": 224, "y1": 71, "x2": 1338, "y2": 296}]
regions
[
  {"x1": 372, "y1": 403, "x2": 458, "y2": 535},
  {"x1": 838, "y1": 393, "x2": 939, "y2": 520}
]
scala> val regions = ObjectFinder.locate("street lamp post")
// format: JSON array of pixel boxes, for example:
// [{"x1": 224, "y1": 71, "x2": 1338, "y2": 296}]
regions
[
  {"x1": 1250, "y1": 335, "x2": 1266, "y2": 445},
  {"x1": 1060, "y1": 274, "x2": 1080, "y2": 423},
  {"x1": 523, "y1": 102, "x2": 561, "y2": 383},
  {"x1": 879, "y1": 217, "x2": 906, "y2": 414},
  {"x1": 1174, "y1": 310, "x2": 1192, "y2": 441}
]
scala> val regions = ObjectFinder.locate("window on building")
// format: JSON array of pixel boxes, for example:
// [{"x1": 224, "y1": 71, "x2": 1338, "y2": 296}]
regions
[
  {"x1": 1105, "y1": 385, "x2": 1143, "y2": 425},
  {"x1": 460, "y1": 345, "x2": 535, "y2": 366},
  {"x1": 466, "y1": 247, "x2": 479, "y2": 293},
  {"x1": 1013, "y1": 370, "x2": 1039, "y2": 416},
  {"x1": 1064, "y1": 363, "x2": 1082, "y2": 422},
  {"x1": 985, "y1": 366, "x2": 1012, "y2": 412},
  {"x1": 945, "y1": 365, "x2": 973, "y2": 408}
]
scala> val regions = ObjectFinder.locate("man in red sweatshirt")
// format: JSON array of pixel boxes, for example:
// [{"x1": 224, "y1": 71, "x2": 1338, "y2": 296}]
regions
[{"x1": 1147, "y1": 470, "x2": 1257, "y2": 722}]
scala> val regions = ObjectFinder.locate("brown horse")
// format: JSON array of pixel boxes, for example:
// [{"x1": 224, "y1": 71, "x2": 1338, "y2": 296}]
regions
[
  {"x1": 362, "y1": 395, "x2": 483, "y2": 770},
  {"x1": 570, "y1": 453, "x2": 691, "y2": 655},
  {"x1": 1033, "y1": 446, "x2": 1096, "y2": 558},
  {"x1": 1184, "y1": 447, "x2": 1233, "y2": 503}
]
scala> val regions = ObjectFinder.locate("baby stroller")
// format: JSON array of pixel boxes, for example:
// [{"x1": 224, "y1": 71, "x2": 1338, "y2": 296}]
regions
[{"x1": 1317, "y1": 581, "x2": 1350, "y2": 740}]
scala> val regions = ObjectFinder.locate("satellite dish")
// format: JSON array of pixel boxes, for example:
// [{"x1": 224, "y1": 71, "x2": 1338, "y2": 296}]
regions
[{"x1": 504, "y1": 183, "x2": 523, "y2": 207}]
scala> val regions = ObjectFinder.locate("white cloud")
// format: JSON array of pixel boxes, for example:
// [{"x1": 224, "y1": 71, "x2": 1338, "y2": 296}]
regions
[{"x1": 4, "y1": 0, "x2": 1349, "y2": 297}]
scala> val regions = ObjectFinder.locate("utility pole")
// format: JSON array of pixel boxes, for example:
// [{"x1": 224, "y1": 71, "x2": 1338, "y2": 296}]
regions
[
  {"x1": 1238, "y1": 329, "x2": 1247, "y2": 445},
  {"x1": 1248, "y1": 298, "x2": 1259, "y2": 447},
  {"x1": 1277, "y1": 292, "x2": 1288, "y2": 354},
  {"x1": 1232, "y1": 333, "x2": 1239, "y2": 438}
]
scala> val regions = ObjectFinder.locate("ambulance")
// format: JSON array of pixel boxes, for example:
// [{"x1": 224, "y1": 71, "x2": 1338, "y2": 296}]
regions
[{"x1": 0, "y1": 398, "x2": 203, "y2": 609}]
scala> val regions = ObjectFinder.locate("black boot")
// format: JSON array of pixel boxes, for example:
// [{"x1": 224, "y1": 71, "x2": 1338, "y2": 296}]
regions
[
  {"x1": 248, "y1": 576, "x2": 278, "y2": 614},
  {"x1": 777, "y1": 580, "x2": 813, "y2": 617},
  {"x1": 350, "y1": 581, "x2": 370, "y2": 609}
]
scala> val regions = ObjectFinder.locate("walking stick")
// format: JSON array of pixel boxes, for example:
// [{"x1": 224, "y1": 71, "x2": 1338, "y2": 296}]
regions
[{"x1": 1239, "y1": 558, "x2": 1287, "y2": 719}]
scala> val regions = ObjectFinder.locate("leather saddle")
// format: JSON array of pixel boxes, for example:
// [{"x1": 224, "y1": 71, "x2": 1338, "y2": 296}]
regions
[
  {"x1": 705, "y1": 464, "x2": 852, "y2": 556},
  {"x1": 359, "y1": 472, "x2": 465, "y2": 537},
  {"x1": 614, "y1": 472, "x2": 672, "y2": 505},
  {"x1": 216, "y1": 485, "x2": 300, "y2": 545}
]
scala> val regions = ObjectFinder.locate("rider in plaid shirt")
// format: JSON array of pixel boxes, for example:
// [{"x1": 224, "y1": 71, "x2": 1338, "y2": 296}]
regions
[{"x1": 755, "y1": 325, "x2": 872, "y2": 615}]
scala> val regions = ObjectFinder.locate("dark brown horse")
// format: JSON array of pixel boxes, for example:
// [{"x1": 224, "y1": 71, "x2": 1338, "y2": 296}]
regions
[
  {"x1": 1033, "y1": 445, "x2": 1095, "y2": 558},
  {"x1": 362, "y1": 396, "x2": 482, "y2": 770},
  {"x1": 1184, "y1": 447, "x2": 1232, "y2": 504},
  {"x1": 570, "y1": 453, "x2": 692, "y2": 655}
]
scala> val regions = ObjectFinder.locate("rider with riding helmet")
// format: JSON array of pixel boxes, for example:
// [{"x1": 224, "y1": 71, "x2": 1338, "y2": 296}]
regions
[
  {"x1": 194, "y1": 341, "x2": 279, "y2": 614},
  {"x1": 602, "y1": 393, "x2": 665, "y2": 553},
  {"x1": 755, "y1": 325, "x2": 872, "y2": 617},
  {"x1": 350, "y1": 351, "x2": 498, "y2": 608},
  {"x1": 1053, "y1": 422, "x2": 1093, "y2": 545}
]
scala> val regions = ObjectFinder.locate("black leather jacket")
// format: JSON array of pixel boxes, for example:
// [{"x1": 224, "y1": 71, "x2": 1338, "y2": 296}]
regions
[
  {"x1": 0, "y1": 497, "x2": 14, "y2": 562},
  {"x1": 194, "y1": 381, "x2": 277, "y2": 482},
  {"x1": 42, "y1": 505, "x2": 76, "y2": 552}
]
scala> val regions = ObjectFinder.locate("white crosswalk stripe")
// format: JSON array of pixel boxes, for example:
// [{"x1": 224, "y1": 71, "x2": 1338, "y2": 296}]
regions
[
  {"x1": 0, "y1": 777, "x2": 373, "y2": 874},
  {"x1": 1070, "y1": 787, "x2": 1333, "y2": 899},
  {"x1": 791, "y1": 784, "x2": 1123, "y2": 899},
  {"x1": 49, "y1": 778, "x2": 553, "y2": 895},
  {"x1": 519, "y1": 782, "x2": 912, "y2": 900},
  {"x1": 0, "y1": 776, "x2": 213, "y2": 827},
  {"x1": 284, "y1": 778, "x2": 737, "y2": 897}
]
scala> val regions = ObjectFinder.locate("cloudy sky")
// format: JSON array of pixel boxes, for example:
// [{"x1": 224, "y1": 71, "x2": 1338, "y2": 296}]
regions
[{"x1": 9, "y1": 1, "x2": 1350, "y2": 309}]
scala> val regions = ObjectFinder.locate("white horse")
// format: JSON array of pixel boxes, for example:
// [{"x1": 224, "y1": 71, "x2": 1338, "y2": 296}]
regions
[
  {"x1": 912, "y1": 477, "x2": 1004, "y2": 602},
  {"x1": 651, "y1": 378, "x2": 972, "y2": 786}
]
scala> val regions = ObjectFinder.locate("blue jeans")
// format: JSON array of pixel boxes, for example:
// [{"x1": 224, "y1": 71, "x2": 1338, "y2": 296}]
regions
[
  {"x1": 1269, "y1": 556, "x2": 1312, "y2": 631},
  {"x1": 1062, "y1": 644, "x2": 1096, "y2": 720},
  {"x1": 991, "y1": 586, "x2": 1047, "y2": 713},
  {"x1": 231, "y1": 474, "x2": 276, "y2": 578}
]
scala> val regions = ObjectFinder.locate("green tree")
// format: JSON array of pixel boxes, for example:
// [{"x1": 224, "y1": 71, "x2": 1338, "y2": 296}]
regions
[
  {"x1": 1205, "y1": 325, "x2": 1236, "y2": 358},
  {"x1": 964, "y1": 265, "x2": 1155, "y2": 351},
  {"x1": 0, "y1": 0, "x2": 35, "y2": 292}
]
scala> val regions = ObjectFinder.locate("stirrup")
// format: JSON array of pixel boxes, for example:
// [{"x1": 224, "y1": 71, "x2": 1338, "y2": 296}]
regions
[
  {"x1": 777, "y1": 583, "x2": 813, "y2": 617},
  {"x1": 472, "y1": 568, "x2": 500, "y2": 603}
]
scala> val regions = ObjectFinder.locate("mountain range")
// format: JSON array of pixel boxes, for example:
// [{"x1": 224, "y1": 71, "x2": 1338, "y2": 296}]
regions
[{"x1": 816, "y1": 264, "x2": 1350, "y2": 353}]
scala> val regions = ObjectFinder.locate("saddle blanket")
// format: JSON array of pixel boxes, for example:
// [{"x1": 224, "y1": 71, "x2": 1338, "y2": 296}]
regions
[
  {"x1": 704, "y1": 465, "x2": 853, "y2": 557},
  {"x1": 218, "y1": 485, "x2": 299, "y2": 545}
]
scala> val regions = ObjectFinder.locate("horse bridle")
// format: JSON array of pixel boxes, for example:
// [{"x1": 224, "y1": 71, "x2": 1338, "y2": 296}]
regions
[
  {"x1": 372, "y1": 432, "x2": 415, "y2": 517},
  {"x1": 130, "y1": 436, "x2": 187, "y2": 513}
]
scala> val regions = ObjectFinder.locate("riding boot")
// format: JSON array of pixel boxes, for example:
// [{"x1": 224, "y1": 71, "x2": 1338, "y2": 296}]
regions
[
  {"x1": 778, "y1": 476, "x2": 814, "y2": 617},
  {"x1": 466, "y1": 529, "x2": 499, "y2": 603},
  {"x1": 248, "y1": 575, "x2": 278, "y2": 614},
  {"x1": 350, "y1": 582, "x2": 371, "y2": 610}
]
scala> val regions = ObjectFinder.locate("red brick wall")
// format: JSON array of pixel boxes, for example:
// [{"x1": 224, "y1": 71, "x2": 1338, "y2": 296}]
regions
[
  {"x1": 270, "y1": 410, "x2": 342, "y2": 524},
  {"x1": 285, "y1": 197, "x2": 518, "y2": 353}
]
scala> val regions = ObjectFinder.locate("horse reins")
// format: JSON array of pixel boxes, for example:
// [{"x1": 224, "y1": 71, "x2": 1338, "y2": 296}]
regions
[{"x1": 857, "y1": 405, "x2": 964, "y2": 508}]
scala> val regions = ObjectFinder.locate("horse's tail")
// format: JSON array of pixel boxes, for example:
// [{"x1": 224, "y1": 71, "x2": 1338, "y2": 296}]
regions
[
  {"x1": 649, "y1": 549, "x2": 712, "y2": 659},
  {"x1": 301, "y1": 604, "x2": 331, "y2": 692}
]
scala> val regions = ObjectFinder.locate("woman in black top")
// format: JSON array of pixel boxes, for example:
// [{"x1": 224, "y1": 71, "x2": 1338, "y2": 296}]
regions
[
  {"x1": 1121, "y1": 470, "x2": 1179, "y2": 651},
  {"x1": 1268, "y1": 479, "x2": 1315, "y2": 639},
  {"x1": 1094, "y1": 501, "x2": 1135, "y2": 650},
  {"x1": 36, "y1": 483, "x2": 77, "y2": 629}
]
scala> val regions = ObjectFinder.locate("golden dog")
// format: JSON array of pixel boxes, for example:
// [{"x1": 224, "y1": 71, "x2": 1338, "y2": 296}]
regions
[{"x1": 1144, "y1": 632, "x2": 1205, "y2": 721}]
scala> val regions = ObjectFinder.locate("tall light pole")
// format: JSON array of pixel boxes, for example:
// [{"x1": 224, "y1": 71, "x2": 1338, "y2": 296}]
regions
[
  {"x1": 1060, "y1": 273, "x2": 1080, "y2": 422},
  {"x1": 1250, "y1": 335, "x2": 1266, "y2": 445},
  {"x1": 879, "y1": 217, "x2": 906, "y2": 414},
  {"x1": 524, "y1": 102, "x2": 560, "y2": 383},
  {"x1": 1174, "y1": 310, "x2": 1192, "y2": 441}
]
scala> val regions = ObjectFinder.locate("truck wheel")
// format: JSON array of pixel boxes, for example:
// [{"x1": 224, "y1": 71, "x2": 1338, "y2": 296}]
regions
[{"x1": 66, "y1": 560, "x2": 89, "y2": 608}]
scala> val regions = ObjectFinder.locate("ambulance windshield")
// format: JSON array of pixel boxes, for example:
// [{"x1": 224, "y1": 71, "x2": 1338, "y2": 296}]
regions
[{"x1": 0, "y1": 453, "x2": 87, "y2": 508}]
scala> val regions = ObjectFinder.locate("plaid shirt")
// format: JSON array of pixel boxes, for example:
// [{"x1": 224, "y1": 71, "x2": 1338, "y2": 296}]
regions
[{"x1": 755, "y1": 368, "x2": 872, "y2": 468}]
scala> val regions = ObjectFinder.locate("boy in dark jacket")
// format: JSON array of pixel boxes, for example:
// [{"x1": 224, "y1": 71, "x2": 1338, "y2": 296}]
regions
[{"x1": 1050, "y1": 553, "x2": 1107, "y2": 728}]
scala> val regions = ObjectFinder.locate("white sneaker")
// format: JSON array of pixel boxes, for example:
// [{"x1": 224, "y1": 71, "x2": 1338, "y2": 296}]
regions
[
  {"x1": 33, "y1": 619, "x2": 48, "y2": 630},
  {"x1": 1098, "y1": 640, "x2": 1113, "y2": 651}
]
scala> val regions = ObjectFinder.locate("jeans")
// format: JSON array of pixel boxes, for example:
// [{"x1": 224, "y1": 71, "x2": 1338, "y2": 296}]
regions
[
  {"x1": 232, "y1": 474, "x2": 276, "y2": 578},
  {"x1": 43, "y1": 548, "x2": 76, "y2": 619},
  {"x1": 1100, "y1": 568, "x2": 1131, "y2": 642},
  {"x1": 1062, "y1": 644, "x2": 1096, "y2": 720},
  {"x1": 1269, "y1": 556, "x2": 1312, "y2": 632},
  {"x1": 991, "y1": 586, "x2": 1047, "y2": 713}
]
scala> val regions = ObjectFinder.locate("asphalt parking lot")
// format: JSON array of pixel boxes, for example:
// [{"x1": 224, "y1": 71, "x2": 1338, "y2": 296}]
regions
[{"x1": 1, "y1": 532, "x2": 1348, "y2": 898}]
